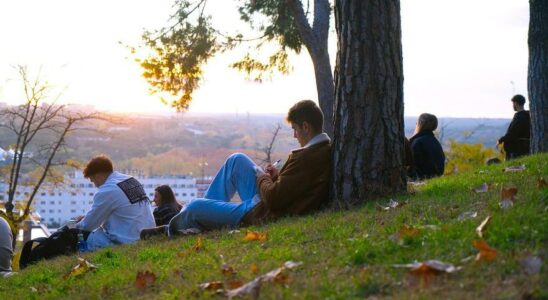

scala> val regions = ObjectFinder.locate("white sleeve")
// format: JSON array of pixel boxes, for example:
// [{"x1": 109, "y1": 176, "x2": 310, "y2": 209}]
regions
[{"x1": 76, "y1": 190, "x2": 115, "y2": 231}]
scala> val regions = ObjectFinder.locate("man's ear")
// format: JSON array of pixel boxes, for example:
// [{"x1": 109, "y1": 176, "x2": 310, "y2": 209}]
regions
[{"x1": 301, "y1": 121, "x2": 312, "y2": 134}]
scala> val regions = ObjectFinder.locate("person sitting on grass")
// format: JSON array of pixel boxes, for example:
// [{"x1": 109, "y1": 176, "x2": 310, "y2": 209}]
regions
[
  {"x1": 153, "y1": 185, "x2": 183, "y2": 226},
  {"x1": 141, "y1": 99, "x2": 331, "y2": 239},
  {"x1": 75, "y1": 155, "x2": 156, "y2": 251},
  {"x1": 408, "y1": 113, "x2": 445, "y2": 180}
]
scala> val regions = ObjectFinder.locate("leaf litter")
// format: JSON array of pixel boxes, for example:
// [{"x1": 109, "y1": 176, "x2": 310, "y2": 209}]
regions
[
  {"x1": 134, "y1": 270, "x2": 157, "y2": 291},
  {"x1": 476, "y1": 216, "x2": 491, "y2": 238},
  {"x1": 63, "y1": 257, "x2": 97, "y2": 280},
  {"x1": 472, "y1": 240, "x2": 497, "y2": 262}
]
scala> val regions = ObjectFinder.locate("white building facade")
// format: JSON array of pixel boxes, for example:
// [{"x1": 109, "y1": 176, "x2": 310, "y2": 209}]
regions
[{"x1": 0, "y1": 172, "x2": 200, "y2": 226}]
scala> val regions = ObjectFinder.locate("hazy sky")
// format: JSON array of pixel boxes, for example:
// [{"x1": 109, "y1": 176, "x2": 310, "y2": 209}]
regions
[{"x1": 0, "y1": 0, "x2": 530, "y2": 118}]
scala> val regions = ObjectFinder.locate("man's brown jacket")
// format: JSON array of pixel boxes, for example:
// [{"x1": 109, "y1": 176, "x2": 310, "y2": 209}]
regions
[{"x1": 241, "y1": 139, "x2": 331, "y2": 225}]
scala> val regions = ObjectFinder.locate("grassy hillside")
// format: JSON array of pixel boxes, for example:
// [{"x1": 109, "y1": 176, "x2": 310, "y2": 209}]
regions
[{"x1": 1, "y1": 154, "x2": 546, "y2": 299}]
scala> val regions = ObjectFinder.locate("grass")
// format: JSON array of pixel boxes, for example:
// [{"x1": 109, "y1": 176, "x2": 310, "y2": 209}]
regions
[{"x1": 1, "y1": 154, "x2": 547, "y2": 299}]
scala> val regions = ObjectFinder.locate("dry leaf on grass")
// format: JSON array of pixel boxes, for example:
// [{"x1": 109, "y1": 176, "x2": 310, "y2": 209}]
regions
[
  {"x1": 199, "y1": 281, "x2": 224, "y2": 290},
  {"x1": 473, "y1": 240, "x2": 497, "y2": 262},
  {"x1": 389, "y1": 224, "x2": 421, "y2": 244},
  {"x1": 63, "y1": 257, "x2": 97, "y2": 280},
  {"x1": 476, "y1": 216, "x2": 491, "y2": 238},
  {"x1": 221, "y1": 264, "x2": 238, "y2": 276},
  {"x1": 393, "y1": 260, "x2": 461, "y2": 273},
  {"x1": 225, "y1": 261, "x2": 302, "y2": 299},
  {"x1": 177, "y1": 237, "x2": 203, "y2": 258},
  {"x1": 520, "y1": 254, "x2": 542, "y2": 275},
  {"x1": 503, "y1": 164, "x2": 526, "y2": 172},
  {"x1": 500, "y1": 185, "x2": 518, "y2": 210},
  {"x1": 134, "y1": 270, "x2": 156, "y2": 291},
  {"x1": 243, "y1": 230, "x2": 268, "y2": 242},
  {"x1": 376, "y1": 199, "x2": 404, "y2": 211},
  {"x1": 472, "y1": 183, "x2": 489, "y2": 193}
]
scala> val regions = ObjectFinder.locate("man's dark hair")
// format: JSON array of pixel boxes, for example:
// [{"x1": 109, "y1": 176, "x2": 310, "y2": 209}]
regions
[
  {"x1": 83, "y1": 155, "x2": 113, "y2": 178},
  {"x1": 511, "y1": 94, "x2": 526, "y2": 106},
  {"x1": 286, "y1": 100, "x2": 324, "y2": 133},
  {"x1": 417, "y1": 113, "x2": 438, "y2": 133}
]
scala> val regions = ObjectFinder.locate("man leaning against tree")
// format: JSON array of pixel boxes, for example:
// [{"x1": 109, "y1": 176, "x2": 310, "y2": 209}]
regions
[{"x1": 141, "y1": 99, "x2": 331, "y2": 238}]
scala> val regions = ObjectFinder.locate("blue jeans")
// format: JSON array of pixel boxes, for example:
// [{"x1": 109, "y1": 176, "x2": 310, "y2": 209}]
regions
[{"x1": 168, "y1": 153, "x2": 260, "y2": 235}]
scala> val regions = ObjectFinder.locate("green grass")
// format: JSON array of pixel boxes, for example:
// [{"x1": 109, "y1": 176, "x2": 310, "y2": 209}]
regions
[{"x1": 1, "y1": 154, "x2": 547, "y2": 299}]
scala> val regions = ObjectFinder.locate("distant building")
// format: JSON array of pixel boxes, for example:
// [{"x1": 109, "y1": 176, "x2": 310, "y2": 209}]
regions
[{"x1": 0, "y1": 171, "x2": 204, "y2": 226}]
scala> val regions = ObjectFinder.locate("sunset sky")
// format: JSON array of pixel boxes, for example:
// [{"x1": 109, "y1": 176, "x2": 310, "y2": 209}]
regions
[{"x1": 0, "y1": 0, "x2": 530, "y2": 118}]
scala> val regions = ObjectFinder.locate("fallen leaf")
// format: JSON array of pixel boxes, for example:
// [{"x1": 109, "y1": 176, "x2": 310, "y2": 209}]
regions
[
  {"x1": 134, "y1": 270, "x2": 156, "y2": 290},
  {"x1": 537, "y1": 178, "x2": 546, "y2": 189},
  {"x1": 520, "y1": 254, "x2": 542, "y2": 275},
  {"x1": 249, "y1": 263, "x2": 259, "y2": 274},
  {"x1": 499, "y1": 185, "x2": 518, "y2": 210},
  {"x1": 226, "y1": 261, "x2": 302, "y2": 299},
  {"x1": 177, "y1": 237, "x2": 203, "y2": 257},
  {"x1": 226, "y1": 277, "x2": 262, "y2": 300},
  {"x1": 501, "y1": 186, "x2": 518, "y2": 200},
  {"x1": 473, "y1": 183, "x2": 489, "y2": 193},
  {"x1": 227, "y1": 279, "x2": 244, "y2": 289},
  {"x1": 199, "y1": 281, "x2": 224, "y2": 290},
  {"x1": 376, "y1": 199, "x2": 403, "y2": 211},
  {"x1": 63, "y1": 257, "x2": 97, "y2": 280},
  {"x1": 221, "y1": 264, "x2": 238, "y2": 276},
  {"x1": 476, "y1": 216, "x2": 491, "y2": 238},
  {"x1": 389, "y1": 224, "x2": 421, "y2": 244},
  {"x1": 393, "y1": 260, "x2": 461, "y2": 273},
  {"x1": 458, "y1": 211, "x2": 478, "y2": 220},
  {"x1": 503, "y1": 164, "x2": 526, "y2": 172},
  {"x1": 243, "y1": 231, "x2": 268, "y2": 242},
  {"x1": 473, "y1": 240, "x2": 497, "y2": 262}
]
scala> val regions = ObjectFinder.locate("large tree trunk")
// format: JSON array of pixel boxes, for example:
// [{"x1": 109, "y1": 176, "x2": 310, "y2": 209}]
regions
[
  {"x1": 331, "y1": 0, "x2": 406, "y2": 207},
  {"x1": 287, "y1": 0, "x2": 334, "y2": 138},
  {"x1": 528, "y1": 0, "x2": 548, "y2": 153}
]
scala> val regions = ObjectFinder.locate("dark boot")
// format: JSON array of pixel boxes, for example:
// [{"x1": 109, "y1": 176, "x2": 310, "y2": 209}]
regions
[{"x1": 140, "y1": 226, "x2": 167, "y2": 240}]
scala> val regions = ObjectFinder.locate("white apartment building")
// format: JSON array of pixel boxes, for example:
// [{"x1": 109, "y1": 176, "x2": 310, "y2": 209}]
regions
[{"x1": 0, "y1": 171, "x2": 200, "y2": 226}]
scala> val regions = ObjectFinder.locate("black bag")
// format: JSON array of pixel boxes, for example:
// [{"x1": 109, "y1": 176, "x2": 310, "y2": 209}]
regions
[{"x1": 19, "y1": 227, "x2": 88, "y2": 269}]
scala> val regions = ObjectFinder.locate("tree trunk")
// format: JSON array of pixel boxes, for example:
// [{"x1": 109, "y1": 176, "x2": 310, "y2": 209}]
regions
[
  {"x1": 310, "y1": 46, "x2": 335, "y2": 139},
  {"x1": 332, "y1": 0, "x2": 406, "y2": 207},
  {"x1": 528, "y1": 0, "x2": 548, "y2": 153},
  {"x1": 287, "y1": 0, "x2": 335, "y2": 138}
]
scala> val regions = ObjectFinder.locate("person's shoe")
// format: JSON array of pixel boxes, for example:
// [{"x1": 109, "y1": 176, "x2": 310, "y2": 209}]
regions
[{"x1": 140, "y1": 226, "x2": 167, "y2": 240}]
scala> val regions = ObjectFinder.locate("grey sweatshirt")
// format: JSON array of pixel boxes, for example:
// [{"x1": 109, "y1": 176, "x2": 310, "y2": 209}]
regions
[{"x1": 0, "y1": 217, "x2": 13, "y2": 275}]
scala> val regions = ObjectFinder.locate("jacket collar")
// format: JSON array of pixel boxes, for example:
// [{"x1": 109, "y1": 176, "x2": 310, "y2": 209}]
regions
[{"x1": 292, "y1": 133, "x2": 331, "y2": 152}]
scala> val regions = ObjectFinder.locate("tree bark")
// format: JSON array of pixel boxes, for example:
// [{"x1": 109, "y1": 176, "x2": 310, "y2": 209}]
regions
[
  {"x1": 528, "y1": 0, "x2": 548, "y2": 153},
  {"x1": 287, "y1": 0, "x2": 335, "y2": 138},
  {"x1": 332, "y1": 0, "x2": 406, "y2": 207}
]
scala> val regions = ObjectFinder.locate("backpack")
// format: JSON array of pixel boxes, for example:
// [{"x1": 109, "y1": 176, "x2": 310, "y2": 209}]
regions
[{"x1": 19, "y1": 227, "x2": 88, "y2": 269}]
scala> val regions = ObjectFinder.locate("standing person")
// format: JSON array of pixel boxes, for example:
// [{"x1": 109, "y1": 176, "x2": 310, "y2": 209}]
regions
[
  {"x1": 408, "y1": 113, "x2": 445, "y2": 180},
  {"x1": 497, "y1": 94, "x2": 531, "y2": 160},
  {"x1": 75, "y1": 155, "x2": 155, "y2": 251},
  {"x1": 0, "y1": 217, "x2": 14, "y2": 277},
  {"x1": 153, "y1": 185, "x2": 182, "y2": 226},
  {"x1": 141, "y1": 100, "x2": 331, "y2": 238}
]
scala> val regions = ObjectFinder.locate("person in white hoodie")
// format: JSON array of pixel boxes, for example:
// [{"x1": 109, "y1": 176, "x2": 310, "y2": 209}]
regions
[{"x1": 75, "y1": 155, "x2": 155, "y2": 251}]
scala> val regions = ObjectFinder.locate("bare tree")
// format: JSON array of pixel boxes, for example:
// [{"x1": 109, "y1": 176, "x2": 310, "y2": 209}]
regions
[
  {"x1": 256, "y1": 123, "x2": 282, "y2": 166},
  {"x1": 0, "y1": 66, "x2": 108, "y2": 244}
]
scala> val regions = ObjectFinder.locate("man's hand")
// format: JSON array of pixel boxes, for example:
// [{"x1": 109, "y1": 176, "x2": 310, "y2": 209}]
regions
[
  {"x1": 265, "y1": 164, "x2": 279, "y2": 179},
  {"x1": 74, "y1": 215, "x2": 85, "y2": 223}
]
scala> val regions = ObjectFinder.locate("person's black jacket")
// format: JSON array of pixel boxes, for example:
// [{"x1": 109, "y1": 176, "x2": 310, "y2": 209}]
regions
[
  {"x1": 498, "y1": 110, "x2": 530, "y2": 159},
  {"x1": 153, "y1": 204, "x2": 180, "y2": 226},
  {"x1": 409, "y1": 131, "x2": 445, "y2": 179}
]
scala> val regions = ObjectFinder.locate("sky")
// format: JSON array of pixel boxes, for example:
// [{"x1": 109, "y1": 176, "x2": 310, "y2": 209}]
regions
[{"x1": 0, "y1": 0, "x2": 530, "y2": 118}]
